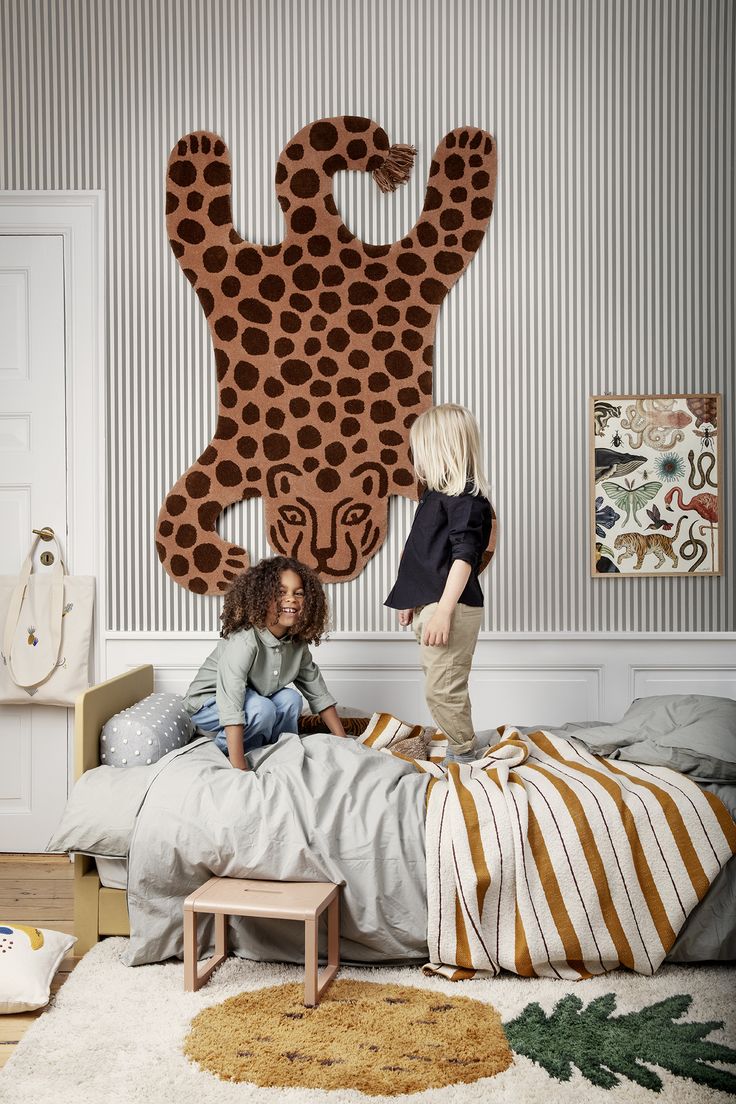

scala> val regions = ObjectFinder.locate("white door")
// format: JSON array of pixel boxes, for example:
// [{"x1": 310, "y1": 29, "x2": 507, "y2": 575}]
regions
[{"x1": 0, "y1": 234, "x2": 70, "y2": 852}]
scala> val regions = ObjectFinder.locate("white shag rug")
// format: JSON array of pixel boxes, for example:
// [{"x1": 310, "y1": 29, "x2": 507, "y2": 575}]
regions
[{"x1": 1, "y1": 938, "x2": 735, "y2": 1104}]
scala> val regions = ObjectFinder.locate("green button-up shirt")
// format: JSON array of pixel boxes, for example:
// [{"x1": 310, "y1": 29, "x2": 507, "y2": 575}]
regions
[{"x1": 182, "y1": 626, "x2": 336, "y2": 727}]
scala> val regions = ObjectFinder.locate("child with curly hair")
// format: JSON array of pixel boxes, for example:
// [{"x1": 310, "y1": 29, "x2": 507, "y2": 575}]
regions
[{"x1": 183, "y1": 556, "x2": 345, "y2": 770}]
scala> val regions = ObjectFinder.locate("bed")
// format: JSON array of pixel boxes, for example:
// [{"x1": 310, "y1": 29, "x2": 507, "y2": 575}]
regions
[
  {"x1": 72, "y1": 665, "x2": 429, "y2": 963},
  {"x1": 68, "y1": 666, "x2": 736, "y2": 968},
  {"x1": 73, "y1": 665, "x2": 155, "y2": 953}
]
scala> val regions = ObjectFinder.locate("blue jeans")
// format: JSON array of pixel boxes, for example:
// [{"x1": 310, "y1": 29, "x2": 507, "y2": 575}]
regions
[{"x1": 190, "y1": 686, "x2": 302, "y2": 756}]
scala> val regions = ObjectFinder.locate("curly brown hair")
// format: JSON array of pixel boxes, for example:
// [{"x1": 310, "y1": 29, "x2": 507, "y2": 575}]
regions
[{"x1": 220, "y1": 556, "x2": 328, "y2": 644}]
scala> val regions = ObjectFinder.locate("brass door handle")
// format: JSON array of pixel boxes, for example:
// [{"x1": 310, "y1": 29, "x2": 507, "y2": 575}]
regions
[{"x1": 32, "y1": 527, "x2": 55, "y2": 541}]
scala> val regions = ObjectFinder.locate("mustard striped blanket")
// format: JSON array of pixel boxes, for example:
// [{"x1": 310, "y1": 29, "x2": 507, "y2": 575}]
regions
[
  {"x1": 423, "y1": 727, "x2": 736, "y2": 980},
  {"x1": 359, "y1": 715, "x2": 736, "y2": 979}
]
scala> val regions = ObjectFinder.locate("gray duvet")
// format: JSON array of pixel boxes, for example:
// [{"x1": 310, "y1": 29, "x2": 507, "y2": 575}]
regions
[
  {"x1": 122, "y1": 734, "x2": 430, "y2": 967},
  {"x1": 664, "y1": 781, "x2": 736, "y2": 962},
  {"x1": 119, "y1": 727, "x2": 736, "y2": 968}
]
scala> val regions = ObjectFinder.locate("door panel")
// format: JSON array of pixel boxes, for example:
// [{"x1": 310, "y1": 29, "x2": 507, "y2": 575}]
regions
[
  {"x1": 0, "y1": 234, "x2": 69, "y2": 852},
  {"x1": 0, "y1": 268, "x2": 29, "y2": 380}
]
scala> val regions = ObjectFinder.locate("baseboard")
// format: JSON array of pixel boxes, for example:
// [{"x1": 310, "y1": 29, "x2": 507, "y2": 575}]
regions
[{"x1": 104, "y1": 633, "x2": 736, "y2": 729}]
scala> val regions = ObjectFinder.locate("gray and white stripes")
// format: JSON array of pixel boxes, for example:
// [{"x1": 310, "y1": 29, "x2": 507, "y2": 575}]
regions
[{"x1": 2, "y1": 0, "x2": 733, "y2": 632}]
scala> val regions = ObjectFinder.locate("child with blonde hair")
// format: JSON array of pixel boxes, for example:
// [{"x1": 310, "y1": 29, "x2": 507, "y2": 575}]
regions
[{"x1": 385, "y1": 404, "x2": 493, "y2": 763}]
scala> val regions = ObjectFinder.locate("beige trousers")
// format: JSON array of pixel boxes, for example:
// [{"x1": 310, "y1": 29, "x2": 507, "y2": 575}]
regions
[{"x1": 413, "y1": 602, "x2": 483, "y2": 755}]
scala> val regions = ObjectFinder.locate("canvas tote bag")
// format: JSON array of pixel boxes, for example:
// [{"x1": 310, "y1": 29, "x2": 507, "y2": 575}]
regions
[{"x1": 0, "y1": 534, "x2": 94, "y2": 707}]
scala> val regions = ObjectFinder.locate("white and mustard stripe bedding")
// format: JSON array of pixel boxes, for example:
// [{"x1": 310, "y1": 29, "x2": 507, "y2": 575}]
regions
[
  {"x1": 359, "y1": 712, "x2": 448, "y2": 763},
  {"x1": 365, "y1": 717, "x2": 736, "y2": 980}
]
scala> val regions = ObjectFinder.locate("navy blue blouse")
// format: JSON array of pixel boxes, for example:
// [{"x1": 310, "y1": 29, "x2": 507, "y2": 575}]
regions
[{"x1": 384, "y1": 486, "x2": 493, "y2": 609}]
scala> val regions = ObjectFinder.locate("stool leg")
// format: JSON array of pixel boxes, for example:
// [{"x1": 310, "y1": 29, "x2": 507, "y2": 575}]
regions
[
  {"x1": 184, "y1": 910, "x2": 228, "y2": 992},
  {"x1": 215, "y1": 910, "x2": 227, "y2": 958},
  {"x1": 326, "y1": 892, "x2": 340, "y2": 973},
  {"x1": 184, "y1": 907, "x2": 197, "y2": 992},
  {"x1": 304, "y1": 918, "x2": 318, "y2": 1007},
  {"x1": 313, "y1": 893, "x2": 340, "y2": 1004}
]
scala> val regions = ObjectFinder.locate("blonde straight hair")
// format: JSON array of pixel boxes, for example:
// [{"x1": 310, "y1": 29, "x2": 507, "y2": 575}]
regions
[{"x1": 409, "y1": 404, "x2": 490, "y2": 498}]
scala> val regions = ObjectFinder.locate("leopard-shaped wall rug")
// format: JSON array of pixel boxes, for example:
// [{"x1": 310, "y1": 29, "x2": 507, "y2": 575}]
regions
[{"x1": 157, "y1": 115, "x2": 497, "y2": 593}]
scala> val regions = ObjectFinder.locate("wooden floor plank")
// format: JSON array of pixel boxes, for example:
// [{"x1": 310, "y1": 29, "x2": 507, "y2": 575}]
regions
[
  {"x1": 0, "y1": 878, "x2": 73, "y2": 896},
  {"x1": 0, "y1": 919, "x2": 77, "y2": 937},
  {"x1": 0, "y1": 855, "x2": 70, "y2": 867},
  {"x1": 0, "y1": 1012, "x2": 42, "y2": 1039},
  {"x1": 0, "y1": 888, "x2": 73, "y2": 906},
  {"x1": 0, "y1": 863, "x2": 72, "y2": 881},
  {"x1": 1, "y1": 905, "x2": 73, "y2": 922},
  {"x1": 0, "y1": 886, "x2": 74, "y2": 910}
]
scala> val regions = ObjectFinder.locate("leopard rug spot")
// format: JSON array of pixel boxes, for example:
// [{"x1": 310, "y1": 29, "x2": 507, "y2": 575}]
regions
[{"x1": 183, "y1": 979, "x2": 512, "y2": 1094}]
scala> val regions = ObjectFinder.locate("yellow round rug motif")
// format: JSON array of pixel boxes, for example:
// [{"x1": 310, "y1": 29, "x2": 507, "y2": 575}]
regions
[{"x1": 184, "y1": 979, "x2": 513, "y2": 1095}]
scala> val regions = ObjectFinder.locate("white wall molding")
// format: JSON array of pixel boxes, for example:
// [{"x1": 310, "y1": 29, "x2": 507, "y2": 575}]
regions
[
  {"x1": 105, "y1": 633, "x2": 736, "y2": 731},
  {"x1": 104, "y1": 631, "x2": 736, "y2": 643}
]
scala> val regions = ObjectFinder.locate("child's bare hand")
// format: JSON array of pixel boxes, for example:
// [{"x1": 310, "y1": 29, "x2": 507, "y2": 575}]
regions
[
  {"x1": 422, "y1": 610, "x2": 451, "y2": 646},
  {"x1": 319, "y1": 704, "x2": 347, "y2": 738},
  {"x1": 398, "y1": 609, "x2": 414, "y2": 627}
]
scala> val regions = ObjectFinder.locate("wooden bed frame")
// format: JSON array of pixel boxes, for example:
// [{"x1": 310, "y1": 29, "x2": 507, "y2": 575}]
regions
[{"x1": 73, "y1": 665, "x2": 154, "y2": 953}]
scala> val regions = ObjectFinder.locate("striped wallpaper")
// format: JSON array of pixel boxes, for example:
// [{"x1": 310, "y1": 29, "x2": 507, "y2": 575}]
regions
[{"x1": 2, "y1": 0, "x2": 733, "y2": 632}]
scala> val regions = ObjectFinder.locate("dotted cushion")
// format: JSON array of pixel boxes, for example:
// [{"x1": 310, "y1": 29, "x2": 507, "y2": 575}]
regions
[{"x1": 100, "y1": 692, "x2": 193, "y2": 767}]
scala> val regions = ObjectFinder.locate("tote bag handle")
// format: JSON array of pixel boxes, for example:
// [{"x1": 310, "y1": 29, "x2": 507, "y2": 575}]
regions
[{"x1": 3, "y1": 534, "x2": 65, "y2": 688}]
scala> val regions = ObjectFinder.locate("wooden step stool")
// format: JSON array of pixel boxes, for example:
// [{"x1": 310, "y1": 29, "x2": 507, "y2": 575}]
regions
[{"x1": 183, "y1": 876, "x2": 340, "y2": 1006}]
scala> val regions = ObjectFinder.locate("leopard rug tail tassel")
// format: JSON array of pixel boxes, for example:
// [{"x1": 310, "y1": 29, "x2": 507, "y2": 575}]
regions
[{"x1": 372, "y1": 144, "x2": 417, "y2": 192}]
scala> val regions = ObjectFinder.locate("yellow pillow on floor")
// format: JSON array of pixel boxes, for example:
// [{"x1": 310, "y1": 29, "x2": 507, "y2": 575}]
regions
[{"x1": 0, "y1": 923, "x2": 76, "y2": 1013}]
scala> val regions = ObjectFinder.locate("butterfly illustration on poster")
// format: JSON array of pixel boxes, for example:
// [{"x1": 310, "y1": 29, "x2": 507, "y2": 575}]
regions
[{"x1": 590, "y1": 394, "x2": 721, "y2": 577}]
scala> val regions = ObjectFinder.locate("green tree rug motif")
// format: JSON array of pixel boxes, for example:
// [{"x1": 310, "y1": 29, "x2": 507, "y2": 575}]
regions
[{"x1": 505, "y1": 992, "x2": 736, "y2": 1094}]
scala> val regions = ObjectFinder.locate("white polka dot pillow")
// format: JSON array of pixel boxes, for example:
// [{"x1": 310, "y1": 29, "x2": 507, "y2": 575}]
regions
[{"x1": 100, "y1": 692, "x2": 193, "y2": 767}]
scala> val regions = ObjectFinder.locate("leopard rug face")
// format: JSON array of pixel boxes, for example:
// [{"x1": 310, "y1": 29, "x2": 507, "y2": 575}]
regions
[{"x1": 157, "y1": 116, "x2": 497, "y2": 592}]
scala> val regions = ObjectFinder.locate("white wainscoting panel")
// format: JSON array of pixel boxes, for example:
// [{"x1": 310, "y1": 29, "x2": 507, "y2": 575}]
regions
[
  {"x1": 632, "y1": 667, "x2": 736, "y2": 701},
  {"x1": 105, "y1": 634, "x2": 736, "y2": 731},
  {"x1": 0, "y1": 708, "x2": 31, "y2": 812},
  {"x1": 469, "y1": 668, "x2": 602, "y2": 729}
]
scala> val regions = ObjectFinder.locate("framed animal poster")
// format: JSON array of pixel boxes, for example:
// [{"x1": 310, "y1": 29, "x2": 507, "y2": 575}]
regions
[{"x1": 590, "y1": 394, "x2": 721, "y2": 577}]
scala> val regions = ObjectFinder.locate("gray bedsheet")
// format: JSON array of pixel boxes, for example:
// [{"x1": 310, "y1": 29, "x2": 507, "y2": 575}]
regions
[
  {"x1": 665, "y1": 782, "x2": 736, "y2": 963},
  {"x1": 122, "y1": 734, "x2": 429, "y2": 967}
]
